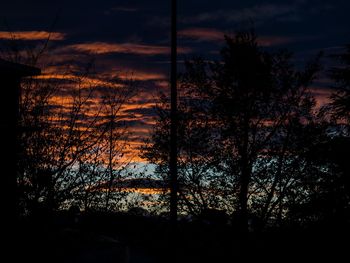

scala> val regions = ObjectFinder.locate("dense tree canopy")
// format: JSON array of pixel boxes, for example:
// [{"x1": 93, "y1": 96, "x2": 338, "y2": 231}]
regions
[{"x1": 143, "y1": 30, "x2": 347, "y2": 231}]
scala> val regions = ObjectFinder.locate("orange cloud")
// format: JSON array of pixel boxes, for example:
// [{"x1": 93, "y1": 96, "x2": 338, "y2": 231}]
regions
[
  {"x1": 61, "y1": 42, "x2": 191, "y2": 55},
  {"x1": 0, "y1": 31, "x2": 66, "y2": 41},
  {"x1": 179, "y1": 28, "x2": 298, "y2": 47},
  {"x1": 179, "y1": 28, "x2": 224, "y2": 42},
  {"x1": 115, "y1": 70, "x2": 167, "y2": 81},
  {"x1": 121, "y1": 102, "x2": 156, "y2": 113},
  {"x1": 308, "y1": 87, "x2": 333, "y2": 108},
  {"x1": 258, "y1": 36, "x2": 295, "y2": 46},
  {"x1": 29, "y1": 60, "x2": 163, "y2": 165},
  {"x1": 35, "y1": 72, "x2": 124, "y2": 89}
]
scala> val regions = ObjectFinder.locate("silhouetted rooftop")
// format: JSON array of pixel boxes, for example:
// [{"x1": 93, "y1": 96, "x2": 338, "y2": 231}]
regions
[{"x1": 0, "y1": 58, "x2": 41, "y2": 77}]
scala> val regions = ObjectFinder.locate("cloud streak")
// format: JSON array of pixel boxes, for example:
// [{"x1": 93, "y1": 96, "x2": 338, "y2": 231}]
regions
[
  {"x1": 60, "y1": 42, "x2": 191, "y2": 56},
  {"x1": 0, "y1": 31, "x2": 66, "y2": 41},
  {"x1": 179, "y1": 27, "x2": 303, "y2": 47},
  {"x1": 179, "y1": 28, "x2": 224, "y2": 42},
  {"x1": 258, "y1": 36, "x2": 295, "y2": 47},
  {"x1": 118, "y1": 70, "x2": 166, "y2": 81},
  {"x1": 309, "y1": 87, "x2": 333, "y2": 108}
]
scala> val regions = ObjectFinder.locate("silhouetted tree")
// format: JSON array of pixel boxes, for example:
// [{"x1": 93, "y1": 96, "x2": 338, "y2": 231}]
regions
[
  {"x1": 289, "y1": 45, "x2": 350, "y2": 227},
  {"x1": 1, "y1": 33, "x2": 137, "y2": 215},
  {"x1": 142, "y1": 86, "x2": 220, "y2": 217},
  {"x1": 201, "y1": 31, "x2": 321, "y2": 231},
  {"x1": 17, "y1": 73, "x2": 137, "y2": 215},
  {"x1": 284, "y1": 45, "x2": 350, "y2": 228},
  {"x1": 329, "y1": 45, "x2": 350, "y2": 125},
  {"x1": 143, "y1": 30, "x2": 322, "y2": 232},
  {"x1": 328, "y1": 46, "x2": 350, "y2": 216}
]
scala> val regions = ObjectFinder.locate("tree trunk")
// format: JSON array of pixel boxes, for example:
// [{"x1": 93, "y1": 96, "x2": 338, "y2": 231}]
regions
[
  {"x1": 237, "y1": 115, "x2": 250, "y2": 233},
  {"x1": 238, "y1": 158, "x2": 250, "y2": 233}
]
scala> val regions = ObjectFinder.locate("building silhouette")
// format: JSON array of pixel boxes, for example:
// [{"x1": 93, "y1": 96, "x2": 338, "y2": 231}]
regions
[{"x1": 0, "y1": 59, "x2": 40, "y2": 228}]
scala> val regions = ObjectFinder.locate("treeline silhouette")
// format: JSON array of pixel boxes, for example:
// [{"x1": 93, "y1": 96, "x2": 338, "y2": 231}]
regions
[
  {"x1": 143, "y1": 30, "x2": 350, "y2": 233},
  {"x1": 1, "y1": 29, "x2": 349, "y2": 262},
  {"x1": 140, "y1": 31, "x2": 350, "y2": 262}
]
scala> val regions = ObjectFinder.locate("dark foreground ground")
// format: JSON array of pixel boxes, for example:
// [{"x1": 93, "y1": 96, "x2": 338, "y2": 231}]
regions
[{"x1": 6, "y1": 212, "x2": 349, "y2": 263}]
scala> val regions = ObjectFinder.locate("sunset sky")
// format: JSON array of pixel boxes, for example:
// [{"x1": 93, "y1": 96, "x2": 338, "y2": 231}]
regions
[{"x1": 1, "y1": 0, "x2": 350, "y2": 165}]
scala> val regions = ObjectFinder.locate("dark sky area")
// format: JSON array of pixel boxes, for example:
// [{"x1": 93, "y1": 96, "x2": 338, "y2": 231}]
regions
[
  {"x1": 1, "y1": 0, "x2": 349, "y2": 163},
  {"x1": 1, "y1": 0, "x2": 349, "y2": 71}
]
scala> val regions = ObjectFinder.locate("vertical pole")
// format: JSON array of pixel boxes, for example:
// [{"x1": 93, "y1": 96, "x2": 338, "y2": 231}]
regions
[{"x1": 170, "y1": 0, "x2": 178, "y2": 224}]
